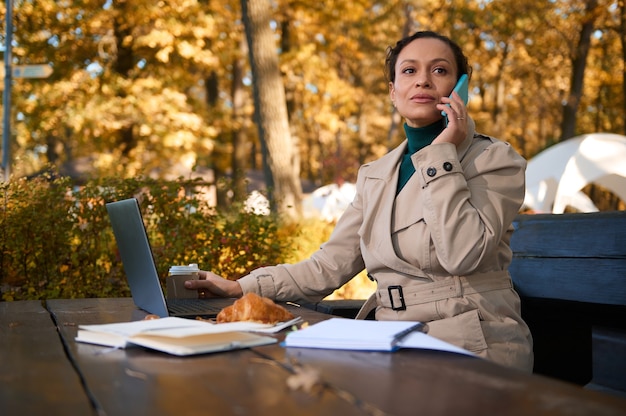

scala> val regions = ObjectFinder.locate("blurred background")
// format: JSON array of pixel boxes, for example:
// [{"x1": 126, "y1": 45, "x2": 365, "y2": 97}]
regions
[{"x1": 1, "y1": 0, "x2": 624, "y2": 212}]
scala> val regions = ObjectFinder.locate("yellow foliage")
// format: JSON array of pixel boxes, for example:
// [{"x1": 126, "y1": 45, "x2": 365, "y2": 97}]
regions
[{"x1": 4, "y1": 0, "x2": 625, "y2": 211}]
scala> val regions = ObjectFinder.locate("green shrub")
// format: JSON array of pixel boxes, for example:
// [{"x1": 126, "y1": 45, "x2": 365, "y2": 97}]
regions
[{"x1": 0, "y1": 174, "x2": 292, "y2": 301}]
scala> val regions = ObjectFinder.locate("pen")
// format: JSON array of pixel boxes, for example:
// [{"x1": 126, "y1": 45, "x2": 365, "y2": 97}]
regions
[{"x1": 391, "y1": 322, "x2": 429, "y2": 346}]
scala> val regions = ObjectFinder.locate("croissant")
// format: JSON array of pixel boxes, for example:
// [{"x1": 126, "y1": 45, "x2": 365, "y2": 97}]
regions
[{"x1": 217, "y1": 293, "x2": 294, "y2": 324}]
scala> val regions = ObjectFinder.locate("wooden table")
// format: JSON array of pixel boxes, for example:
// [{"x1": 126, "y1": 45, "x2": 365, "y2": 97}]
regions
[{"x1": 2, "y1": 298, "x2": 626, "y2": 416}]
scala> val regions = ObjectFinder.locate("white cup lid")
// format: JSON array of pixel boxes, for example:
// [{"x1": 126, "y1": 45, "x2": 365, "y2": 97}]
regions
[{"x1": 169, "y1": 264, "x2": 199, "y2": 274}]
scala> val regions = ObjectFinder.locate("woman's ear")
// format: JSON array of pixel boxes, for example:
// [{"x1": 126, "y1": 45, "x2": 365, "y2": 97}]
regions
[{"x1": 389, "y1": 82, "x2": 396, "y2": 105}]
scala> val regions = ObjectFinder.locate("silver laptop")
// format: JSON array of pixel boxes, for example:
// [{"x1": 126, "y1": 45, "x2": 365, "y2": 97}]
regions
[{"x1": 106, "y1": 198, "x2": 233, "y2": 318}]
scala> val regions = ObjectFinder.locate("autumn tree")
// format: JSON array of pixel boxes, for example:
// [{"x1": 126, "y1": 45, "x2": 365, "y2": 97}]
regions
[
  {"x1": 2, "y1": 0, "x2": 227, "y2": 180},
  {"x1": 1, "y1": 0, "x2": 625, "y2": 211},
  {"x1": 559, "y1": 0, "x2": 601, "y2": 141},
  {"x1": 229, "y1": 34, "x2": 251, "y2": 204},
  {"x1": 241, "y1": 0, "x2": 302, "y2": 219},
  {"x1": 622, "y1": 0, "x2": 626, "y2": 135}
]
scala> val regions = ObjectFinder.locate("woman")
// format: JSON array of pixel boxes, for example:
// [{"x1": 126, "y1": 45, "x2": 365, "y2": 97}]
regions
[{"x1": 186, "y1": 31, "x2": 534, "y2": 372}]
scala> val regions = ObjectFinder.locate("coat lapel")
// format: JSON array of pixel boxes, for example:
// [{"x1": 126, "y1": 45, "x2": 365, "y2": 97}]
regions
[
  {"x1": 392, "y1": 173, "x2": 424, "y2": 232},
  {"x1": 360, "y1": 143, "x2": 426, "y2": 276}
]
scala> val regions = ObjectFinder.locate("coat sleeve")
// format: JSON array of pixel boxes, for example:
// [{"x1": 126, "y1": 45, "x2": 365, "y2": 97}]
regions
[
  {"x1": 412, "y1": 138, "x2": 526, "y2": 275},
  {"x1": 237, "y1": 178, "x2": 367, "y2": 304}
]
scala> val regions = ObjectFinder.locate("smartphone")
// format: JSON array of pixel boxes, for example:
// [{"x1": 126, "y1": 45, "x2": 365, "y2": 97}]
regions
[{"x1": 441, "y1": 74, "x2": 469, "y2": 122}]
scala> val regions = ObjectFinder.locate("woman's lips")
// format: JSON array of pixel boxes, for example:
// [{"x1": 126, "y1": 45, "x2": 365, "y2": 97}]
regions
[{"x1": 410, "y1": 93, "x2": 436, "y2": 103}]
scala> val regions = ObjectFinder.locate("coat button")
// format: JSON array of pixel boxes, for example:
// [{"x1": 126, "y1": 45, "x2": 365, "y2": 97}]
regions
[
  {"x1": 443, "y1": 162, "x2": 453, "y2": 171},
  {"x1": 427, "y1": 167, "x2": 437, "y2": 177}
]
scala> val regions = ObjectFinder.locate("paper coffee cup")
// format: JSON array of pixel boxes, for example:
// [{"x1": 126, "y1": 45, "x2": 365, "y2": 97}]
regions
[{"x1": 167, "y1": 264, "x2": 200, "y2": 299}]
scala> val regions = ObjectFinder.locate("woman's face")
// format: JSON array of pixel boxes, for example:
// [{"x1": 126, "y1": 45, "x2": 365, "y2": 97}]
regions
[{"x1": 389, "y1": 37, "x2": 459, "y2": 128}]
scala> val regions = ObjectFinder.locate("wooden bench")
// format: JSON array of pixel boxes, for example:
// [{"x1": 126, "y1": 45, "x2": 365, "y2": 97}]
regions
[
  {"x1": 510, "y1": 211, "x2": 626, "y2": 397},
  {"x1": 311, "y1": 211, "x2": 626, "y2": 397}
]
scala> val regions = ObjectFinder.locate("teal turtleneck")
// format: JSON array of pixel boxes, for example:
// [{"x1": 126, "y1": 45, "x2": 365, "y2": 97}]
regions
[{"x1": 397, "y1": 119, "x2": 446, "y2": 194}]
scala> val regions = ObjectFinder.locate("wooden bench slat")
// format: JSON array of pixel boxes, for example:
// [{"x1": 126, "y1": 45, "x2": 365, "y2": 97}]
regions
[
  {"x1": 510, "y1": 257, "x2": 626, "y2": 305},
  {"x1": 511, "y1": 211, "x2": 626, "y2": 258}
]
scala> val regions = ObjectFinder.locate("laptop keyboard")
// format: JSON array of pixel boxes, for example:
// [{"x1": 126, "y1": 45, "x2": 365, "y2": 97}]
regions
[{"x1": 167, "y1": 299, "x2": 224, "y2": 315}]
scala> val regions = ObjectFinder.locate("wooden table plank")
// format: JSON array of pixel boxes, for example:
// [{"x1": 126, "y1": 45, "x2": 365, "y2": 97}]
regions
[
  {"x1": 46, "y1": 298, "x2": 366, "y2": 416},
  {"x1": 0, "y1": 300, "x2": 93, "y2": 415},
  {"x1": 278, "y1": 347, "x2": 626, "y2": 416}
]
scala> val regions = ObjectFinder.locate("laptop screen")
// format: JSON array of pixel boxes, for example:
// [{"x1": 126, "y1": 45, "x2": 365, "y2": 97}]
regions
[{"x1": 106, "y1": 198, "x2": 169, "y2": 317}]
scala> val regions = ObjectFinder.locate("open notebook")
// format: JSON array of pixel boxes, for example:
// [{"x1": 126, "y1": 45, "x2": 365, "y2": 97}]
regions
[
  {"x1": 75, "y1": 317, "x2": 284, "y2": 356},
  {"x1": 284, "y1": 318, "x2": 474, "y2": 356}
]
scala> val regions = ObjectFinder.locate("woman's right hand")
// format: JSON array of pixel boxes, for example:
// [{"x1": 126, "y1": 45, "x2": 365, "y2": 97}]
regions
[
  {"x1": 435, "y1": 91, "x2": 468, "y2": 147},
  {"x1": 184, "y1": 271, "x2": 244, "y2": 299}
]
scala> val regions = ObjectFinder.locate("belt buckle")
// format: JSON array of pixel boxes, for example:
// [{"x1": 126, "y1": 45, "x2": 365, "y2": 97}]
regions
[{"x1": 388, "y1": 285, "x2": 406, "y2": 311}]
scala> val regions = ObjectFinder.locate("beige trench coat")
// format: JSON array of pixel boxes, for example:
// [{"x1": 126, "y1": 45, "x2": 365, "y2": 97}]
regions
[{"x1": 238, "y1": 118, "x2": 534, "y2": 372}]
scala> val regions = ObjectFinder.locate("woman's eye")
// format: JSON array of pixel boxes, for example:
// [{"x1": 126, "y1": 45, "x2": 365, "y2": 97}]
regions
[
  {"x1": 433, "y1": 67, "x2": 447, "y2": 75},
  {"x1": 402, "y1": 67, "x2": 415, "y2": 74}
]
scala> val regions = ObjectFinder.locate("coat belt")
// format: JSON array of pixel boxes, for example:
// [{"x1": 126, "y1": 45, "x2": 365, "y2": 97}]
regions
[{"x1": 377, "y1": 271, "x2": 513, "y2": 311}]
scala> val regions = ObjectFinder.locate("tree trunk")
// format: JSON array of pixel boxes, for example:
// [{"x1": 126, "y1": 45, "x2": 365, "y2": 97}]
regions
[
  {"x1": 231, "y1": 36, "x2": 250, "y2": 203},
  {"x1": 240, "y1": 0, "x2": 302, "y2": 219},
  {"x1": 618, "y1": 0, "x2": 626, "y2": 135},
  {"x1": 113, "y1": 0, "x2": 137, "y2": 161},
  {"x1": 559, "y1": 0, "x2": 599, "y2": 141},
  {"x1": 386, "y1": 3, "x2": 413, "y2": 149}
]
